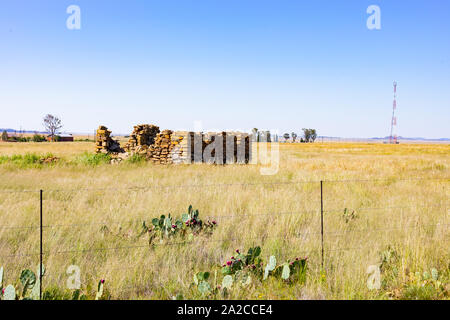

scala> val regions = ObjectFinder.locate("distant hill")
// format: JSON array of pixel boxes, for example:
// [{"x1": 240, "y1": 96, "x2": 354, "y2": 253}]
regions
[
  {"x1": 370, "y1": 136, "x2": 450, "y2": 142},
  {"x1": 1, "y1": 128, "x2": 46, "y2": 134},
  {"x1": 1, "y1": 128, "x2": 448, "y2": 141},
  {"x1": 285, "y1": 135, "x2": 450, "y2": 142}
]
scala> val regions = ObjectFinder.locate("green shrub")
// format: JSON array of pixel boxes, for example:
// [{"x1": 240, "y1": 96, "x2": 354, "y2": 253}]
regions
[
  {"x1": 32, "y1": 134, "x2": 47, "y2": 142},
  {"x1": 0, "y1": 153, "x2": 58, "y2": 168},
  {"x1": 75, "y1": 152, "x2": 111, "y2": 166},
  {"x1": 127, "y1": 154, "x2": 145, "y2": 164},
  {"x1": 9, "y1": 136, "x2": 30, "y2": 142},
  {"x1": 0, "y1": 153, "x2": 40, "y2": 166}
]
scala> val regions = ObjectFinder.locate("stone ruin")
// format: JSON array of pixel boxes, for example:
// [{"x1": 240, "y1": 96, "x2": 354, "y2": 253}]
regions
[
  {"x1": 124, "y1": 124, "x2": 160, "y2": 155},
  {"x1": 95, "y1": 124, "x2": 252, "y2": 164},
  {"x1": 95, "y1": 126, "x2": 123, "y2": 154}
]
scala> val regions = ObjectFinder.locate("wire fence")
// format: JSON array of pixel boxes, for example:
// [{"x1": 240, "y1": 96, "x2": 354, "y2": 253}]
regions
[{"x1": 0, "y1": 177, "x2": 448, "y2": 298}]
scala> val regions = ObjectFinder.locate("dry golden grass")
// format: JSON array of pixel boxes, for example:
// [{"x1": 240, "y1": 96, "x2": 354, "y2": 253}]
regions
[{"x1": 0, "y1": 141, "x2": 448, "y2": 299}]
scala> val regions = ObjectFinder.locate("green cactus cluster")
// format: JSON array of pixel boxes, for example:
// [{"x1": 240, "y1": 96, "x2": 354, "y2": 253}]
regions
[
  {"x1": 0, "y1": 264, "x2": 108, "y2": 300},
  {"x1": 192, "y1": 272, "x2": 213, "y2": 296},
  {"x1": 271, "y1": 257, "x2": 308, "y2": 283},
  {"x1": 187, "y1": 246, "x2": 310, "y2": 298},
  {"x1": 221, "y1": 246, "x2": 263, "y2": 277},
  {"x1": 219, "y1": 246, "x2": 308, "y2": 285},
  {"x1": 140, "y1": 205, "x2": 218, "y2": 245},
  {"x1": 0, "y1": 264, "x2": 45, "y2": 300}
]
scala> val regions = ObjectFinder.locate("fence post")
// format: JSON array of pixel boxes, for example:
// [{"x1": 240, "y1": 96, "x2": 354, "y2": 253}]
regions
[
  {"x1": 320, "y1": 180, "x2": 324, "y2": 270},
  {"x1": 39, "y1": 189, "x2": 43, "y2": 300}
]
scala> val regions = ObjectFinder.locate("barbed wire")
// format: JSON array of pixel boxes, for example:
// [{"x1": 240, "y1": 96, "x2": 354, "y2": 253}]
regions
[
  {"x1": 1, "y1": 203, "x2": 448, "y2": 231},
  {"x1": 0, "y1": 210, "x2": 317, "y2": 230},
  {"x1": 323, "y1": 204, "x2": 448, "y2": 214},
  {"x1": 0, "y1": 176, "x2": 448, "y2": 194},
  {"x1": 1, "y1": 222, "x2": 447, "y2": 259}
]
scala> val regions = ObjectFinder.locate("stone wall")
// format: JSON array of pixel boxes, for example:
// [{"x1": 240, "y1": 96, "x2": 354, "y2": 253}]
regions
[{"x1": 95, "y1": 124, "x2": 252, "y2": 164}]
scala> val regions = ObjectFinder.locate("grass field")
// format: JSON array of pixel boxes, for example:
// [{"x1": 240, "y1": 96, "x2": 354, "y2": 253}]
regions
[{"x1": 0, "y1": 141, "x2": 448, "y2": 300}]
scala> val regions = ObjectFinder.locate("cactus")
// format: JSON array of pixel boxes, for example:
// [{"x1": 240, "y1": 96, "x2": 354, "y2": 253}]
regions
[
  {"x1": 95, "y1": 279, "x2": 105, "y2": 300},
  {"x1": 193, "y1": 272, "x2": 213, "y2": 296},
  {"x1": 431, "y1": 268, "x2": 439, "y2": 281},
  {"x1": 263, "y1": 256, "x2": 277, "y2": 280},
  {"x1": 151, "y1": 218, "x2": 159, "y2": 227},
  {"x1": 20, "y1": 269, "x2": 36, "y2": 297},
  {"x1": 194, "y1": 271, "x2": 210, "y2": 282},
  {"x1": 221, "y1": 247, "x2": 262, "y2": 277},
  {"x1": 281, "y1": 264, "x2": 290, "y2": 280},
  {"x1": 246, "y1": 246, "x2": 261, "y2": 265},
  {"x1": 197, "y1": 281, "x2": 211, "y2": 295},
  {"x1": 235, "y1": 271, "x2": 252, "y2": 286},
  {"x1": 3, "y1": 284, "x2": 16, "y2": 300},
  {"x1": 0, "y1": 266, "x2": 3, "y2": 289},
  {"x1": 222, "y1": 275, "x2": 233, "y2": 289},
  {"x1": 146, "y1": 205, "x2": 217, "y2": 245}
]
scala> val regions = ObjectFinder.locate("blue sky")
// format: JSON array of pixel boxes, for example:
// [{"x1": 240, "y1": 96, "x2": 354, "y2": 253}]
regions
[{"x1": 0, "y1": 0, "x2": 449, "y2": 138}]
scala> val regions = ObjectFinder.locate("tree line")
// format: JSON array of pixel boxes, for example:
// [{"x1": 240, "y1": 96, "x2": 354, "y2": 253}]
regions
[
  {"x1": 1, "y1": 114, "x2": 63, "y2": 142},
  {"x1": 283, "y1": 129, "x2": 317, "y2": 143}
]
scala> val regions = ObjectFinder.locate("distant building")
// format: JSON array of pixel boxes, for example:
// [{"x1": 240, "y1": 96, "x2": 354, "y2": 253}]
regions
[{"x1": 47, "y1": 133, "x2": 74, "y2": 142}]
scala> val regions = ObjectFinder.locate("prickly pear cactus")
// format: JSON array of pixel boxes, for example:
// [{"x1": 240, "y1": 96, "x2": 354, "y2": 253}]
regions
[
  {"x1": 95, "y1": 279, "x2": 104, "y2": 300},
  {"x1": 246, "y1": 246, "x2": 261, "y2": 265},
  {"x1": 193, "y1": 272, "x2": 212, "y2": 295},
  {"x1": 198, "y1": 281, "x2": 211, "y2": 295},
  {"x1": 20, "y1": 269, "x2": 36, "y2": 297},
  {"x1": 0, "y1": 266, "x2": 3, "y2": 288},
  {"x1": 3, "y1": 284, "x2": 16, "y2": 300},
  {"x1": 235, "y1": 271, "x2": 252, "y2": 286},
  {"x1": 222, "y1": 275, "x2": 233, "y2": 289},
  {"x1": 281, "y1": 264, "x2": 291, "y2": 280},
  {"x1": 263, "y1": 256, "x2": 277, "y2": 280},
  {"x1": 431, "y1": 268, "x2": 439, "y2": 281}
]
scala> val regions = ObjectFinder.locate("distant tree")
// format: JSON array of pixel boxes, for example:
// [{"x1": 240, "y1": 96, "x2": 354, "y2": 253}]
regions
[
  {"x1": 283, "y1": 133, "x2": 290, "y2": 141},
  {"x1": 302, "y1": 128, "x2": 310, "y2": 142},
  {"x1": 43, "y1": 114, "x2": 62, "y2": 141},
  {"x1": 302, "y1": 128, "x2": 318, "y2": 142},
  {"x1": 291, "y1": 132, "x2": 297, "y2": 142},
  {"x1": 1, "y1": 130, "x2": 8, "y2": 141},
  {"x1": 310, "y1": 129, "x2": 317, "y2": 142}
]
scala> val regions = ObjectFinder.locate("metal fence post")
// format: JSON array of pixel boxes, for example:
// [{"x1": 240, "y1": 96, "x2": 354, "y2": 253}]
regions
[
  {"x1": 40, "y1": 189, "x2": 43, "y2": 300},
  {"x1": 320, "y1": 181, "x2": 324, "y2": 269}
]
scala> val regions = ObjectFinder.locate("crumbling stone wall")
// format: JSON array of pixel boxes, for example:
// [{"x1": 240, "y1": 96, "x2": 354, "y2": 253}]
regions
[
  {"x1": 95, "y1": 124, "x2": 252, "y2": 164},
  {"x1": 95, "y1": 126, "x2": 123, "y2": 154},
  {"x1": 124, "y1": 124, "x2": 160, "y2": 155}
]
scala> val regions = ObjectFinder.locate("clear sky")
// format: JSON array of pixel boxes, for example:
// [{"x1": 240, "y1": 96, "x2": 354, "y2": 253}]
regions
[{"x1": 1, "y1": 0, "x2": 449, "y2": 138}]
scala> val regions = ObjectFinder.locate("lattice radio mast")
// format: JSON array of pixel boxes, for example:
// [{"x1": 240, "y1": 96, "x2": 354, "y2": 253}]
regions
[{"x1": 389, "y1": 81, "x2": 398, "y2": 144}]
